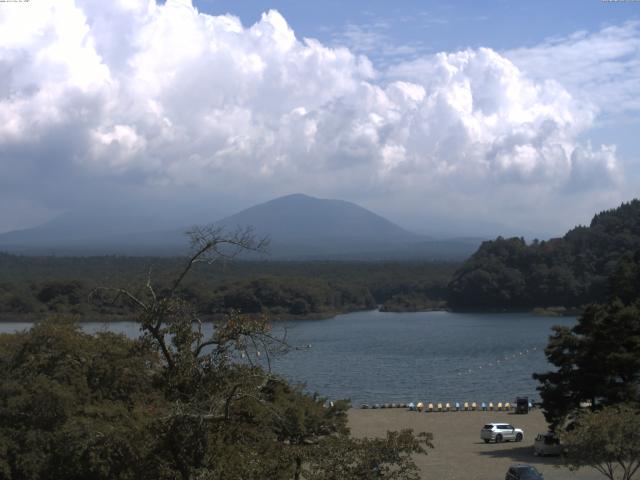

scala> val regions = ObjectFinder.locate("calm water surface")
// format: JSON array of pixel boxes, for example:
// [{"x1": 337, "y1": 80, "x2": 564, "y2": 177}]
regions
[{"x1": 0, "y1": 310, "x2": 574, "y2": 406}]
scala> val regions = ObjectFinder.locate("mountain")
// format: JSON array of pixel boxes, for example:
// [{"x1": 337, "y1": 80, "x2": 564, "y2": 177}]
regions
[
  {"x1": 214, "y1": 193, "x2": 423, "y2": 257},
  {"x1": 0, "y1": 208, "x2": 189, "y2": 255},
  {"x1": 0, "y1": 194, "x2": 481, "y2": 259},
  {"x1": 448, "y1": 199, "x2": 640, "y2": 309}
]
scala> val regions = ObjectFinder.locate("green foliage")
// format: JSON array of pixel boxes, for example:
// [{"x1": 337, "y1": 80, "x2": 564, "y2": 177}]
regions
[
  {"x1": 206, "y1": 276, "x2": 376, "y2": 317},
  {"x1": 379, "y1": 293, "x2": 446, "y2": 312},
  {"x1": 534, "y1": 252, "x2": 640, "y2": 428},
  {"x1": 0, "y1": 318, "x2": 430, "y2": 479},
  {"x1": 609, "y1": 251, "x2": 640, "y2": 305},
  {"x1": 0, "y1": 230, "x2": 433, "y2": 479},
  {"x1": 559, "y1": 405, "x2": 640, "y2": 480},
  {"x1": 304, "y1": 430, "x2": 433, "y2": 480},
  {"x1": 0, "y1": 254, "x2": 457, "y2": 318},
  {"x1": 0, "y1": 319, "x2": 161, "y2": 480},
  {"x1": 449, "y1": 199, "x2": 640, "y2": 309}
]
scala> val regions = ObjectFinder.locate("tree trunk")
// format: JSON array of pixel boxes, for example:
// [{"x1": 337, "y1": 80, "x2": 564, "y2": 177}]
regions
[{"x1": 294, "y1": 456, "x2": 302, "y2": 480}]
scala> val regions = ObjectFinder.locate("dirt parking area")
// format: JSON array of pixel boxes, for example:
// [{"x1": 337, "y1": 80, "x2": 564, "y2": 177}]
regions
[{"x1": 348, "y1": 408, "x2": 601, "y2": 480}]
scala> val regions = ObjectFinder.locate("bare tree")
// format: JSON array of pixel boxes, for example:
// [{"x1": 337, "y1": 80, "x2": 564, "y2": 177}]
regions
[{"x1": 93, "y1": 226, "x2": 286, "y2": 409}]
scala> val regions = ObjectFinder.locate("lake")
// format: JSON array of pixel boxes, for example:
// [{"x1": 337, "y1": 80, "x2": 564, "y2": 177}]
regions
[{"x1": 0, "y1": 310, "x2": 574, "y2": 406}]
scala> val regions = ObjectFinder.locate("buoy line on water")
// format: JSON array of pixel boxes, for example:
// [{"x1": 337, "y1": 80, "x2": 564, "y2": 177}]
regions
[
  {"x1": 453, "y1": 346, "x2": 541, "y2": 377},
  {"x1": 359, "y1": 400, "x2": 537, "y2": 411},
  {"x1": 355, "y1": 346, "x2": 544, "y2": 410}
]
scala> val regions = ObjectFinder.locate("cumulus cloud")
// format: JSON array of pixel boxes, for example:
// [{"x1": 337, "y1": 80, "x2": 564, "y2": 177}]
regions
[
  {"x1": 0, "y1": 0, "x2": 629, "y2": 234},
  {"x1": 385, "y1": 48, "x2": 620, "y2": 188}
]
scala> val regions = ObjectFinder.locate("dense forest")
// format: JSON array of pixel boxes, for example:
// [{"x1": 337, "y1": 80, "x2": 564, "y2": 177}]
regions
[
  {"x1": 0, "y1": 254, "x2": 456, "y2": 320},
  {"x1": 448, "y1": 200, "x2": 640, "y2": 310}
]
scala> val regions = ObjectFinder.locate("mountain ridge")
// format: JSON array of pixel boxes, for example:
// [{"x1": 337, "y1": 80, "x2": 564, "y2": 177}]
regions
[{"x1": 0, "y1": 194, "x2": 480, "y2": 260}]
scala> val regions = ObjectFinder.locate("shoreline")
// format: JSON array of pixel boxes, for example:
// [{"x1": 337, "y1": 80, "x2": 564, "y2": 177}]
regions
[{"x1": 0, "y1": 305, "x2": 580, "y2": 323}]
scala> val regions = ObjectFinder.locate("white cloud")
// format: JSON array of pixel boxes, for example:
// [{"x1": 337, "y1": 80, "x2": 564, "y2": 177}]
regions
[
  {"x1": 385, "y1": 48, "x2": 614, "y2": 189},
  {"x1": 331, "y1": 22, "x2": 420, "y2": 58},
  {"x1": 91, "y1": 124, "x2": 146, "y2": 168},
  {"x1": 0, "y1": 0, "x2": 631, "y2": 234},
  {"x1": 506, "y1": 21, "x2": 640, "y2": 121}
]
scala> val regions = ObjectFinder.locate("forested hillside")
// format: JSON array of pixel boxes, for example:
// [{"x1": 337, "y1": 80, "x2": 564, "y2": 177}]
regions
[
  {"x1": 0, "y1": 255, "x2": 455, "y2": 319},
  {"x1": 448, "y1": 200, "x2": 640, "y2": 309}
]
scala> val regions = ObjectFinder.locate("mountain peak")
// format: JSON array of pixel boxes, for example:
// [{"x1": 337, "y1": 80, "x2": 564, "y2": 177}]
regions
[
  {"x1": 275, "y1": 193, "x2": 315, "y2": 201},
  {"x1": 262, "y1": 193, "x2": 344, "y2": 206},
  {"x1": 216, "y1": 194, "x2": 421, "y2": 249}
]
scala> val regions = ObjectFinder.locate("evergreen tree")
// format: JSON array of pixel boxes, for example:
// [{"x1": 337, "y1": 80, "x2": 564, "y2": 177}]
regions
[{"x1": 534, "y1": 252, "x2": 640, "y2": 428}]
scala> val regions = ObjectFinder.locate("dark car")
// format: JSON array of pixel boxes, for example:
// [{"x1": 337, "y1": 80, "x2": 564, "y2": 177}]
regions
[
  {"x1": 505, "y1": 464, "x2": 543, "y2": 480},
  {"x1": 515, "y1": 396, "x2": 529, "y2": 414}
]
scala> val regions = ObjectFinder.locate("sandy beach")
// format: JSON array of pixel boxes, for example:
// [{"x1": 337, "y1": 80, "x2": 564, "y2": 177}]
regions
[{"x1": 348, "y1": 408, "x2": 601, "y2": 480}]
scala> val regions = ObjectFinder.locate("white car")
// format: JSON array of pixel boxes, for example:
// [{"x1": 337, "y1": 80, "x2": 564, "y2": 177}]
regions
[{"x1": 481, "y1": 423, "x2": 524, "y2": 443}]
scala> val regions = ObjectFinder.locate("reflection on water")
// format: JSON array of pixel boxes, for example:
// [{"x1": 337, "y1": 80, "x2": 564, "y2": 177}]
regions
[{"x1": 0, "y1": 310, "x2": 574, "y2": 405}]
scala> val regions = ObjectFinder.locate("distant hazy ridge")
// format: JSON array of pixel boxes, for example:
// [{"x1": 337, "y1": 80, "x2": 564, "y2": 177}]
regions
[{"x1": 0, "y1": 194, "x2": 481, "y2": 260}]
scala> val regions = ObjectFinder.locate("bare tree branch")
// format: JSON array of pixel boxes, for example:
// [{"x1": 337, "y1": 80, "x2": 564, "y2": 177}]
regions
[
  {"x1": 169, "y1": 225, "x2": 269, "y2": 296},
  {"x1": 146, "y1": 267, "x2": 157, "y2": 303}
]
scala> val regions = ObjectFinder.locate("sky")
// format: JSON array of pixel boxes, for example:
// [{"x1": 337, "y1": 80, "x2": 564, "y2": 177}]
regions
[{"x1": 0, "y1": 0, "x2": 639, "y2": 238}]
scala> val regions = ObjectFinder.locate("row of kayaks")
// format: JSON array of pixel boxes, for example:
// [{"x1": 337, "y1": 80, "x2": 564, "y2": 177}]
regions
[{"x1": 361, "y1": 401, "x2": 532, "y2": 411}]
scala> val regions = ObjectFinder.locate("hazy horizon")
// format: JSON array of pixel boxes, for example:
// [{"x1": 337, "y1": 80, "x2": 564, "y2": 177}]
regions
[{"x1": 0, "y1": 191, "x2": 570, "y2": 241}]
